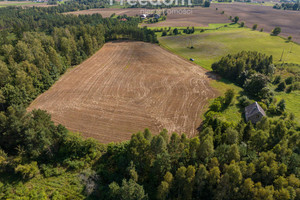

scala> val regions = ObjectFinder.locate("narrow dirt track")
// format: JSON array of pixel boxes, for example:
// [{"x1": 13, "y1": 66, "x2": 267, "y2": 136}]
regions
[{"x1": 28, "y1": 41, "x2": 217, "y2": 143}]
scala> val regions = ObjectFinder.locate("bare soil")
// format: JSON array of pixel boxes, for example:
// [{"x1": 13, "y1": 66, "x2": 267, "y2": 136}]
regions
[
  {"x1": 28, "y1": 41, "x2": 217, "y2": 143},
  {"x1": 210, "y1": 3, "x2": 300, "y2": 43}
]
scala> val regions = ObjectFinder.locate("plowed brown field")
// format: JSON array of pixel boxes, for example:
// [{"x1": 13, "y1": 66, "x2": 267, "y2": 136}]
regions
[{"x1": 28, "y1": 41, "x2": 217, "y2": 143}]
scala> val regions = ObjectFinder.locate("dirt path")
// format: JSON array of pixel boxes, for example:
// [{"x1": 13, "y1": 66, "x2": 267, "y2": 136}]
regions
[{"x1": 28, "y1": 41, "x2": 217, "y2": 143}]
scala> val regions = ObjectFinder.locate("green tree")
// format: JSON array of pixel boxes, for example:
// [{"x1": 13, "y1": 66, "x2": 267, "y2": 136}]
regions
[
  {"x1": 277, "y1": 82, "x2": 286, "y2": 92},
  {"x1": 233, "y1": 16, "x2": 239, "y2": 23},
  {"x1": 224, "y1": 127, "x2": 239, "y2": 145},
  {"x1": 0, "y1": 61, "x2": 10, "y2": 87},
  {"x1": 109, "y1": 179, "x2": 148, "y2": 200},
  {"x1": 173, "y1": 28, "x2": 179, "y2": 35},
  {"x1": 252, "y1": 24, "x2": 258, "y2": 30},
  {"x1": 272, "y1": 27, "x2": 281, "y2": 36},
  {"x1": 224, "y1": 89, "x2": 235, "y2": 106},
  {"x1": 157, "y1": 172, "x2": 173, "y2": 200},
  {"x1": 277, "y1": 99, "x2": 286, "y2": 113}
]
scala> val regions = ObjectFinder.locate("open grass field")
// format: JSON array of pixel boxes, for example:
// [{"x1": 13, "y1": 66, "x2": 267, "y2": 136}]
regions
[
  {"x1": 158, "y1": 27, "x2": 300, "y2": 123},
  {"x1": 158, "y1": 27, "x2": 300, "y2": 70},
  {"x1": 28, "y1": 41, "x2": 217, "y2": 143}
]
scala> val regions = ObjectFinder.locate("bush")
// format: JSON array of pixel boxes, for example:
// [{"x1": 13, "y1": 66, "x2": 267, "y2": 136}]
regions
[
  {"x1": 272, "y1": 27, "x2": 281, "y2": 36},
  {"x1": 173, "y1": 28, "x2": 178, "y2": 35},
  {"x1": 285, "y1": 77, "x2": 294, "y2": 85},
  {"x1": 64, "y1": 159, "x2": 85, "y2": 170},
  {"x1": 238, "y1": 95, "x2": 252, "y2": 107},
  {"x1": 276, "y1": 82, "x2": 286, "y2": 92},
  {"x1": 252, "y1": 24, "x2": 258, "y2": 30},
  {"x1": 273, "y1": 75, "x2": 281, "y2": 85},
  {"x1": 224, "y1": 89, "x2": 235, "y2": 106},
  {"x1": 40, "y1": 164, "x2": 62, "y2": 178},
  {"x1": 277, "y1": 99, "x2": 286, "y2": 114},
  {"x1": 15, "y1": 162, "x2": 39, "y2": 179},
  {"x1": 210, "y1": 97, "x2": 224, "y2": 112}
]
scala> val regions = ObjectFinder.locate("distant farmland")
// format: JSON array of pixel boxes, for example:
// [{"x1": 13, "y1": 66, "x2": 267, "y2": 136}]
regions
[
  {"x1": 209, "y1": 3, "x2": 300, "y2": 44},
  {"x1": 0, "y1": 1, "x2": 53, "y2": 7},
  {"x1": 28, "y1": 41, "x2": 217, "y2": 143},
  {"x1": 66, "y1": 4, "x2": 300, "y2": 43}
]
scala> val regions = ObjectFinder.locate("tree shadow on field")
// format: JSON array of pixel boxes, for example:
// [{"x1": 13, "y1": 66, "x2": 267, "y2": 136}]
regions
[{"x1": 205, "y1": 71, "x2": 219, "y2": 81}]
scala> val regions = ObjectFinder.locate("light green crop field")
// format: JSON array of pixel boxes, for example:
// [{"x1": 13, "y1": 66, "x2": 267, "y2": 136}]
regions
[{"x1": 157, "y1": 26, "x2": 300, "y2": 123}]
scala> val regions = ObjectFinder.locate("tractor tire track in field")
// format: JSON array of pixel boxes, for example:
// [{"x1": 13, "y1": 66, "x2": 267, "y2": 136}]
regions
[{"x1": 28, "y1": 41, "x2": 217, "y2": 143}]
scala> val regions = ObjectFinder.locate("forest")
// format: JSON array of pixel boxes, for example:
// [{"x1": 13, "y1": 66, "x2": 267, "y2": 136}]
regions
[{"x1": 0, "y1": 1, "x2": 299, "y2": 200}]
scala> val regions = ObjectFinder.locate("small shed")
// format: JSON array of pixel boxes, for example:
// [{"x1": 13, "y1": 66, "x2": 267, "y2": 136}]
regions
[{"x1": 245, "y1": 102, "x2": 266, "y2": 124}]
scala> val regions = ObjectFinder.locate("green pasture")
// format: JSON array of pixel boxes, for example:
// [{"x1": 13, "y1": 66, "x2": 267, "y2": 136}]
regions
[{"x1": 158, "y1": 27, "x2": 300, "y2": 70}]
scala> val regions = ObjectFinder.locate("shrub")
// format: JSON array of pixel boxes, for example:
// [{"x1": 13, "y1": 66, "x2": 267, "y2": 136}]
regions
[
  {"x1": 15, "y1": 161, "x2": 39, "y2": 179},
  {"x1": 238, "y1": 95, "x2": 252, "y2": 107},
  {"x1": 272, "y1": 27, "x2": 281, "y2": 36},
  {"x1": 64, "y1": 159, "x2": 85, "y2": 170},
  {"x1": 273, "y1": 75, "x2": 281, "y2": 85},
  {"x1": 252, "y1": 24, "x2": 258, "y2": 30},
  {"x1": 40, "y1": 164, "x2": 62, "y2": 178},
  {"x1": 276, "y1": 82, "x2": 286, "y2": 92},
  {"x1": 285, "y1": 77, "x2": 294, "y2": 85},
  {"x1": 277, "y1": 99, "x2": 286, "y2": 113},
  {"x1": 210, "y1": 97, "x2": 224, "y2": 112},
  {"x1": 224, "y1": 89, "x2": 235, "y2": 106},
  {"x1": 233, "y1": 16, "x2": 239, "y2": 23}
]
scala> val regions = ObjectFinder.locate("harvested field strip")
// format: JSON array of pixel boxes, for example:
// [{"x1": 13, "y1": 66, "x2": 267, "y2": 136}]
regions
[{"x1": 28, "y1": 41, "x2": 217, "y2": 143}]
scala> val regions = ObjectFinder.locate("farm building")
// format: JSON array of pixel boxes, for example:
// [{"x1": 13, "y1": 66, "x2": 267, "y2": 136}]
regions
[
  {"x1": 245, "y1": 102, "x2": 266, "y2": 124},
  {"x1": 140, "y1": 14, "x2": 147, "y2": 19}
]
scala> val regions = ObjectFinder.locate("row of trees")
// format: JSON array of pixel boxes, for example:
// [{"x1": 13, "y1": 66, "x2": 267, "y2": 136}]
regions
[{"x1": 273, "y1": 3, "x2": 300, "y2": 11}]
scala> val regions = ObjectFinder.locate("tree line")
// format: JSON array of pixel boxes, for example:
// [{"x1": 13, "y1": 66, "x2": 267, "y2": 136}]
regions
[{"x1": 273, "y1": 2, "x2": 300, "y2": 11}]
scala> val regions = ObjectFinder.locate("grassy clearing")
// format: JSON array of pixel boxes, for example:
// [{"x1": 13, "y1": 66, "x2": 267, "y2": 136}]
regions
[
  {"x1": 208, "y1": 79, "x2": 244, "y2": 123},
  {"x1": 148, "y1": 23, "x2": 240, "y2": 33},
  {"x1": 158, "y1": 27, "x2": 300, "y2": 70},
  {"x1": 157, "y1": 25, "x2": 300, "y2": 123}
]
